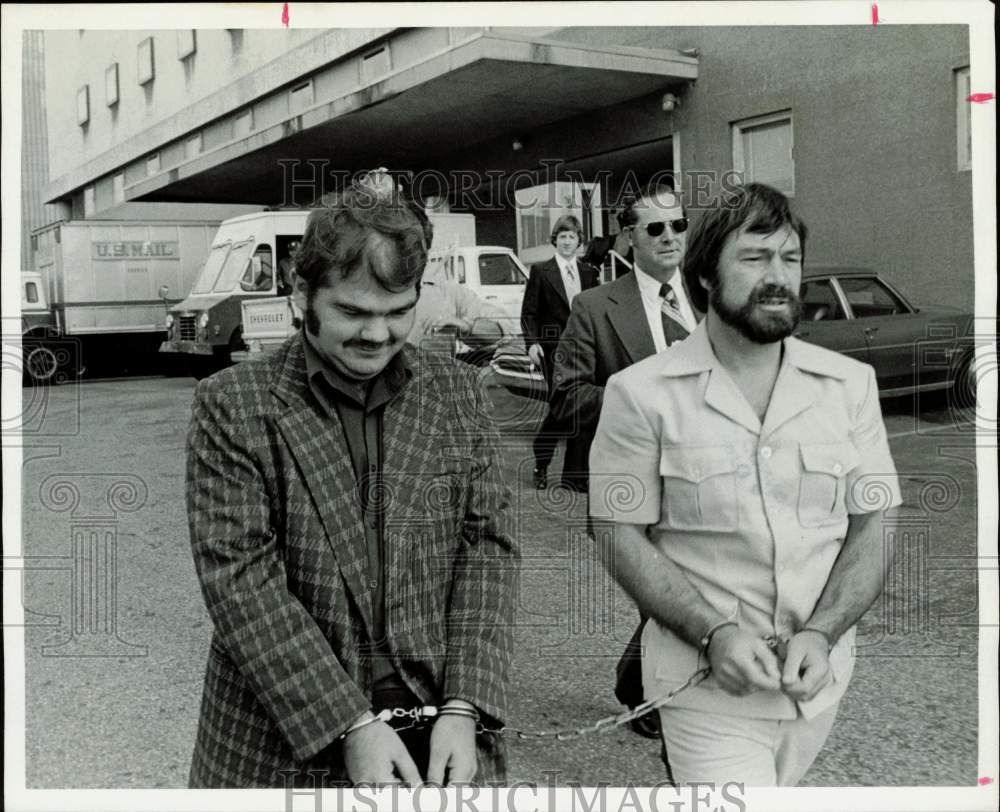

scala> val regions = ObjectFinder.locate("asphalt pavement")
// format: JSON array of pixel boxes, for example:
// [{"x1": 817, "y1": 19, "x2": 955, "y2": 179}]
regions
[{"x1": 15, "y1": 372, "x2": 985, "y2": 787}]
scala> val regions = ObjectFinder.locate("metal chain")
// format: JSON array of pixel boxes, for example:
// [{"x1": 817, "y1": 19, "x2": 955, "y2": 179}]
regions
[
  {"x1": 382, "y1": 636, "x2": 793, "y2": 742},
  {"x1": 479, "y1": 667, "x2": 711, "y2": 741},
  {"x1": 378, "y1": 667, "x2": 713, "y2": 742}
]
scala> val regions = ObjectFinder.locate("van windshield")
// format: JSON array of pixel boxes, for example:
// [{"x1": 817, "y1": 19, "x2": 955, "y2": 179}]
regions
[
  {"x1": 190, "y1": 243, "x2": 232, "y2": 294},
  {"x1": 211, "y1": 239, "x2": 256, "y2": 293}
]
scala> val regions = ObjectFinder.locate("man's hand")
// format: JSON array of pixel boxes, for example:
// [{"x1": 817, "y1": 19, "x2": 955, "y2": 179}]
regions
[
  {"x1": 425, "y1": 315, "x2": 472, "y2": 337},
  {"x1": 342, "y1": 717, "x2": 422, "y2": 786},
  {"x1": 427, "y1": 710, "x2": 478, "y2": 785},
  {"x1": 527, "y1": 343, "x2": 545, "y2": 367},
  {"x1": 707, "y1": 625, "x2": 783, "y2": 696},
  {"x1": 780, "y1": 630, "x2": 832, "y2": 702}
]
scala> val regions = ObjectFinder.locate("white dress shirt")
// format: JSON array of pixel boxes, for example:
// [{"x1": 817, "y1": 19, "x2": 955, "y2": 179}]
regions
[{"x1": 632, "y1": 264, "x2": 696, "y2": 352}]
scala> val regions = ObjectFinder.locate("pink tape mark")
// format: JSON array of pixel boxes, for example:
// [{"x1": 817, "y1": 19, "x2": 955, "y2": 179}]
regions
[
  {"x1": 968, "y1": 93, "x2": 995, "y2": 104},
  {"x1": 282, "y1": 2, "x2": 289, "y2": 27},
  {"x1": 871, "y1": 3, "x2": 879, "y2": 25},
  {"x1": 979, "y1": 776, "x2": 994, "y2": 785}
]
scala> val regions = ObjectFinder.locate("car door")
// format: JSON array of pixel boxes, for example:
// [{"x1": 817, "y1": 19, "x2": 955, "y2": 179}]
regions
[
  {"x1": 796, "y1": 277, "x2": 870, "y2": 365},
  {"x1": 472, "y1": 251, "x2": 529, "y2": 321},
  {"x1": 834, "y1": 275, "x2": 930, "y2": 394}
]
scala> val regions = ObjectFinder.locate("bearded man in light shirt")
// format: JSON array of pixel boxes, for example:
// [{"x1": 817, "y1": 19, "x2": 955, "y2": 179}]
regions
[{"x1": 589, "y1": 183, "x2": 901, "y2": 785}]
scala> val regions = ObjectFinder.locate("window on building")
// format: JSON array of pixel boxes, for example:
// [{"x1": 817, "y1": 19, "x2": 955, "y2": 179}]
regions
[
  {"x1": 955, "y1": 66, "x2": 971, "y2": 171},
  {"x1": 289, "y1": 81, "x2": 314, "y2": 115},
  {"x1": 177, "y1": 29, "x2": 196, "y2": 59},
  {"x1": 518, "y1": 210, "x2": 549, "y2": 251},
  {"x1": 361, "y1": 45, "x2": 391, "y2": 83},
  {"x1": 113, "y1": 173, "x2": 125, "y2": 204},
  {"x1": 105, "y1": 64, "x2": 119, "y2": 107},
  {"x1": 84, "y1": 186, "x2": 96, "y2": 217},
  {"x1": 185, "y1": 133, "x2": 203, "y2": 159},
  {"x1": 146, "y1": 153, "x2": 161, "y2": 175},
  {"x1": 732, "y1": 111, "x2": 795, "y2": 195},
  {"x1": 137, "y1": 37, "x2": 155, "y2": 85},
  {"x1": 838, "y1": 277, "x2": 911, "y2": 318},
  {"x1": 76, "y1": 85, "x2": 90, "y2": 125}
]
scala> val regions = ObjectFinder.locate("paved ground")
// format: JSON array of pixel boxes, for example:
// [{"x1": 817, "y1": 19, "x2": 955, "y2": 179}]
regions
[{"x1": 14, "y1": 372, "x2": 986, "y2": 787}]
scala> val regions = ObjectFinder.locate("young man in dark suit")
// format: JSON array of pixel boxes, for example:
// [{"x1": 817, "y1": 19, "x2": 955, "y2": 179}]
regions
[
  {"x1": 520, "y1": 214, "x2": 600, "y2": 489},
  {"x1": 550, "y1": 186, "x2": 700, "y2": 737},
  {"x1": 185, "y1": 171, "x2": 518, "y2": 787}
]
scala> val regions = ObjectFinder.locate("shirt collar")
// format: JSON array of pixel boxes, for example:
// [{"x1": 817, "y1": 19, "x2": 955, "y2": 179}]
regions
[
  {"x1": 302, "y1": 330, "x2": 411, "y2": 413},
  {"x1": 657, "y1": 321, "x2": 849, "y2": 381},
  {"x1": 633, "y1": 263, "x2": 682, "y2": 304}
]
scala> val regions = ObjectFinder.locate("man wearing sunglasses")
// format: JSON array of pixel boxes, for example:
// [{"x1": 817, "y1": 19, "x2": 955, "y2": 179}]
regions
[{"x1": 549, "y1": 184, "x2": 702, "y2": 737}]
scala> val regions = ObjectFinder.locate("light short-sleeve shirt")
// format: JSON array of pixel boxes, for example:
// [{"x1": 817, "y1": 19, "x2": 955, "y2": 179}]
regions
[
  {"x1": 588, "y1": 323, "x2": 902, "y2": 719},
  {"x1": 407, "y1": 275, "x2": 508, "y2": 347}
]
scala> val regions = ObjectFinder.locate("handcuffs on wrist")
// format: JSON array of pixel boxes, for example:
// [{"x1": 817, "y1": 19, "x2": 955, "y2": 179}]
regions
[{"x1": 340, "y1": 703, "x2": 480, "y2": 740}]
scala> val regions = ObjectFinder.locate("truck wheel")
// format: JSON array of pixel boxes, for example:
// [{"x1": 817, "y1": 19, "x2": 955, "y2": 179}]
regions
[
  {"x1": 23, "y1": 344, "x2": 60, "y2": 385},
  {"x1": 951, "y1": 353, "x2": 977, "y2": 411}
]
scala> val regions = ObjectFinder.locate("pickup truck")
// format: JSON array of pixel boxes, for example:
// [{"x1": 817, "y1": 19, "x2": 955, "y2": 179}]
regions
[{"x1": 235, "y1": 245, "x2": 530, "y2": 364}]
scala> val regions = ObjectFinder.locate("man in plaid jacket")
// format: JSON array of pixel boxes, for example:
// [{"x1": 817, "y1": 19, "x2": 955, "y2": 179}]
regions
[{"x1": 185, "y1": 173, "x2": 518, "y2": 787}]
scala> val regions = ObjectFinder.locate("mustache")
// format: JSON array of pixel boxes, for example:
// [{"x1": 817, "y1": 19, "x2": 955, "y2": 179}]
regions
[{"x1": 752, "y1": 283, "x2": 799, "y2": 301}]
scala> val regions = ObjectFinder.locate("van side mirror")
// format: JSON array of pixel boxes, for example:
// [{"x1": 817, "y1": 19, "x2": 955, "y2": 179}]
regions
[{"x1": 158, "y1": 284, "x2": 170, "y2": 302}]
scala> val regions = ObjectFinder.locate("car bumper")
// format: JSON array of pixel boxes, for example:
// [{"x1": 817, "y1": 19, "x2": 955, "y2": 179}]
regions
[
  {"x1": 489, "y1": 351, "x2": 547, "y2": 400},
  {"x1": 158, "y1": 340, "x2": 213, "y2": 356}
]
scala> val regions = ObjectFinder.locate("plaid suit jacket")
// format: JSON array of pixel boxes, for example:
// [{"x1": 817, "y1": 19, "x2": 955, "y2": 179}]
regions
[{"x1": 186, "y1": 335, "x2": 518, "y2": 787}]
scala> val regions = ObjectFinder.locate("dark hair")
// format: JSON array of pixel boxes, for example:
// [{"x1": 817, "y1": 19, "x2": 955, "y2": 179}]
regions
[
  {"x1": 618, "y1": 182, "x2": 686, "y2": 230},
  {"x1": 582, "y1": 235, "x2": 611, "y2": 267},
  {"x1": 293, "y1": 182, "x2": 432, "y2": 296},
  {"x1": 549, "y1": 214, "x2": 584, "y2": 245},
  {"x1": 683, "y1": 183, "x2": 808, "y2": 313}
]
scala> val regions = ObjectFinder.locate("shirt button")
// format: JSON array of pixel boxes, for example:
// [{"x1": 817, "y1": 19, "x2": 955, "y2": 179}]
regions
[{"x1": 760, "y1": 446, "x2": 772, "y2": 460}]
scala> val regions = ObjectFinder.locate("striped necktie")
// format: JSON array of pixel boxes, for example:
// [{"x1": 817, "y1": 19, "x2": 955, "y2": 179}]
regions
[{"x1": 659, "y1": 283, "x2": 689, "y2": 338}]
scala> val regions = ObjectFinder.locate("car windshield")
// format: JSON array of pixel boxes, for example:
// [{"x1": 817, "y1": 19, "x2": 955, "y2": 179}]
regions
[
  {"x1": 211, "y1": 239, "x2": 256, "y2": 293},
  {"x1": 190, "y1": 243, "x2": 232, "y2": 294},
  {"x1": 479, "y1": 253, "x2": 526, "y2": 285}
]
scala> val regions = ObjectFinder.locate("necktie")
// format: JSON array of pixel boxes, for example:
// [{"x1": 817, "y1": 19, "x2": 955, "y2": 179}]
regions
[
  {"x1": 659, "y1": 283, "x2": 689, "y2": 339},
  {"x1": 564, "y1": 262, "x2": 578, "y2": 302}
]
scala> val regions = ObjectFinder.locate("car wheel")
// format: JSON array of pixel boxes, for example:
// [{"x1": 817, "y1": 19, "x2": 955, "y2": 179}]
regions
[
  {"x1": 23, "y1": 344, "x2": 60, "y2": 385},
  {"x1": 950, "y1": 353, "x2": 977, "y2": 410}
]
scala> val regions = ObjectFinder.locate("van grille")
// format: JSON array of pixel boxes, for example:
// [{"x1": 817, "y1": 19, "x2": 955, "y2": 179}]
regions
[{"x1": 178, "y1": 316, "x2": 197, "y2": 341}]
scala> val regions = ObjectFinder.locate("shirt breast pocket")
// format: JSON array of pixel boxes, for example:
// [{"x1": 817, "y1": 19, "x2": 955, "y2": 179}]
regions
[
  {"x1": 798, "y1": 442, "x2": 860, "y2": 527},
  {"x1": 659, "y1": 447, "x2": 739, "y2": 532}
]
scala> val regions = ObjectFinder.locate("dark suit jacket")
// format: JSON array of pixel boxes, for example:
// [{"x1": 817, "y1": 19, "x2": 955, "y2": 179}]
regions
[
  {"x1": 521, "y1": 257, "x2": 599, "y2": 386},
  {"x1": 549, "y1": 272, "x2": 703, "y2": 490},
  {"x1": 186, "y1": 335, "x2": 518, "y2": 787}
]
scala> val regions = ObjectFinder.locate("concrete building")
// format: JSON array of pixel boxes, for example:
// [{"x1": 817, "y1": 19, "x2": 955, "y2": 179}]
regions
[
  {"x1": 42, "y1": 25, "x2": 973, "y2": 307},
  {"x1": 20, "y1": 31, "x2": 62, "y2": 270}
]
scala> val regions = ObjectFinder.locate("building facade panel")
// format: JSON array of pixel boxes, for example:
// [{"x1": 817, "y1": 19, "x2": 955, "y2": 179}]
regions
[{"x1": 552, "y1": 25, "x2": 973, "y2": 309}]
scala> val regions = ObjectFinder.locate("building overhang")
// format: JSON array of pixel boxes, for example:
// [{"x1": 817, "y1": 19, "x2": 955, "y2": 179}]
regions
[{"x1": 110, "y1": 31, "x2": 697, "y2": 206}]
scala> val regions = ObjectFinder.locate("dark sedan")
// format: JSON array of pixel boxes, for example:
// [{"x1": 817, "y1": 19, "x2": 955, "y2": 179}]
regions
[{"x1": 490, "y1": 268, "x2": 977, "y2": 404}]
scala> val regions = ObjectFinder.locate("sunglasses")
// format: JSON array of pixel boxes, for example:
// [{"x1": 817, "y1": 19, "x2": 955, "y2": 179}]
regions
[{"x1": 630, "y1": 217, "x2": 689, "y2": 237}]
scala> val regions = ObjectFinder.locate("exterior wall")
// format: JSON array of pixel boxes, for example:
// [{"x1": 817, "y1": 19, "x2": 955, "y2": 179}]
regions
[
  {"x1": 41, "y1": 25, "x2": 974, "y2": 310},
  {"x1": 44, "y1": 28, "x2": 394, "y2": 198},
  {"x1": 21, "y1": 31, "x2": 63, "y2": 269},
  {"x1": 551, "y1": 26, "x2": 974, "y2": 310}
]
